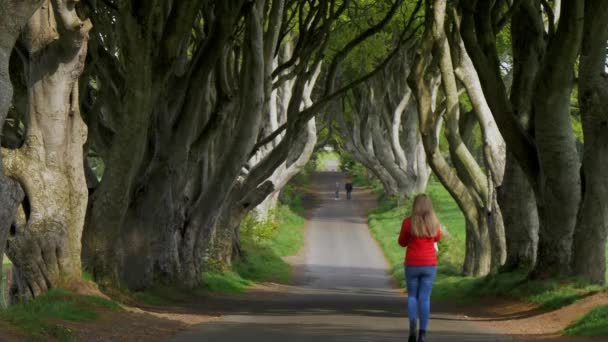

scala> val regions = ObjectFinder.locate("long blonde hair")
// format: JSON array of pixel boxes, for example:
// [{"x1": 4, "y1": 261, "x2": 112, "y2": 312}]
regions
[{"x1": 410, "y1": 194, "x2": 440, "y2": 237}]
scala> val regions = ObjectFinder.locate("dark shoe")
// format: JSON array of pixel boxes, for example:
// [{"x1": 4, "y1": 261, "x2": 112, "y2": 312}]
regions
[
  {"x1": 408, "y1": 335, "x2": 417, "y2": 342},
  {"x1": 418, "y1": 329, "x2": 426, "y2": 342}
]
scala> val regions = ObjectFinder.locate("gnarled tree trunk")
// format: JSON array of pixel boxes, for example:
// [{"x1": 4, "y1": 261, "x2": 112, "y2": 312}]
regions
[
  {"x1": 410, "y1": 0, "x2": 506, "y2": 276},
  {"x1": 459, "y1": 0, "x2": 584, "y2": 279},
  {"x1": 0, "y1": 0, "x2": 42, "y2": 304},
  {"x1": 2, "y1": 0, "x2": 90, "y2": 298}
]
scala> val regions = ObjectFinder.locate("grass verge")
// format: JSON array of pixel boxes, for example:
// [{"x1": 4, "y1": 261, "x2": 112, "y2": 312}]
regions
[
  {"x1": 366, "y1": 174, "x2": 605, "y2": 311},
  {"x1": 564, "y1": 305, "x2": 608, "y2": 336},
  {"x1": 0, "y1": 288, "x2": 121, "y2": 341},
  {"x1": 201, "y1": 204, "x2": 306, "y2": 294},
  {"x1": 367, "y1": 178, "x2": 466, "y2": 290}
]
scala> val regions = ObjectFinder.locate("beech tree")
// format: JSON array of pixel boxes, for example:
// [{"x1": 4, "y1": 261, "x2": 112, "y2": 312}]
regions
[
  {"x1": 212, "y1": 54, "x2": 322, "y2": 264},
  {"x1": 1, "y1": 0, "x2": 91, "y2": 299},
  {"x1": 457, "y1": 0, "x2": 607, "y2": 282},
  {"x1": 571, "y1": 0, "x2": 608, "y2": 284},
  {"x1": 409, "y1": 0, "x2": 506, "y2": 276},
  {"x1": 0, "y1": 0, "x2": 43, "y2": 299},
  {"x1": 212, "y1": 0, "x2": 414, "y2": 265},
  {"x1": 81, "y1": 0, "x2": 279, "y2": 289},
  {"x1": 78, "y1": 0, "x2": 410, "y2": 290},
  {"x1": 339, "y1": 45, "x2": 430, "y2": 198}
]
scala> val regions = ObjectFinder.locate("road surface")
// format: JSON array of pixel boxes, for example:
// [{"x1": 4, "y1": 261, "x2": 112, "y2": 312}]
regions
[{"x1": 174, "y1": 171, "x2": 512, "y2": 341}]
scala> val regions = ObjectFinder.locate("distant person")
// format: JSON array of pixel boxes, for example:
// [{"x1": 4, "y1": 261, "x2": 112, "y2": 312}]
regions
[
  {"x1": 345, "y1": 180, "x2": 353, "y2": 200},
  {"x1": 335, "y1": 181, "x2": 340, "y2": 199},
  {"x1": 398, "y1": 194, "x2": 441, "y2": 342}
]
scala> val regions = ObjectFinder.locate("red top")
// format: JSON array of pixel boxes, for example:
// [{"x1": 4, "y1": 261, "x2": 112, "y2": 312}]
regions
[{"x1": 398, "y1": 217, "x2": 441, "y2": 266}]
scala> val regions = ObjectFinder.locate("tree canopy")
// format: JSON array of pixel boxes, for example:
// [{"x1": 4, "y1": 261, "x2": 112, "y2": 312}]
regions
[{"x1": 0, "y1": 0, "x2": 606, "y2": 302}]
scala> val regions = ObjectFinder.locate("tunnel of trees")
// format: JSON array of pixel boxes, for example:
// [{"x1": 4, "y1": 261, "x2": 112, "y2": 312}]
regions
[{"x1": 0, "y1": 0, "x2": 606, "y2": 302}]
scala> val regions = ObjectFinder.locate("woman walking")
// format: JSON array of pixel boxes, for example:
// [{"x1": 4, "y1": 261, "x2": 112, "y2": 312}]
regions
[{"x1": 398, "y1": 194, "x2": 441, "y2": 342}]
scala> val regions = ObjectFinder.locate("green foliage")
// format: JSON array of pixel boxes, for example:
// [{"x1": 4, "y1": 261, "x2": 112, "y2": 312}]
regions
[
  {"x1": 279, "y1": 184, "x2": 306, "y2": 215},
  {"x1": 240, "y1": 211, "x2": 280, "y2": 244},
  {"x1": 202, "y1": 205, "x2": 305, "y2": 294},
  {"x1": 86, "y1": 155, "x2": 105, "y2": 181},
  {"x1": 201, "y1": 154, "x2": 312, "y2": 294},
  {"x1": 0, "y1": 289, "x2": 121, "y2": 341},
  {"x1": 268, "y1": 206, "x2": 306, "y2": 257},
  {"x1": 564, "y1": 305, "x2": 608, "y2": 336},
  {"x1": 315, "y1": 150, "x2": 340, "y2": 171},
  {"x1": 279, "y1": 155, "x2": 315, "y2": 215},
  {"x1": 328, "y1": 0, "x2": 424, "y2": 80},
  {"x1": 338, "y1": 151, "x2": 357, "y2": 173},
  {"x1": 236, "y1": 205, "x2": 305, "y2": 284}
]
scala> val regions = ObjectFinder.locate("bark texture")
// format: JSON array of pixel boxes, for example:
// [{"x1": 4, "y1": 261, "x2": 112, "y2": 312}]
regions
[
  {"x1": 571, "y1": 0, "x2": 608, "y2": 285},
  {"x1": 83, "y1": 0, "x2": 268, "y2": 289},
  {"x1": 1, "y1": 0, "x2": 91, "y2": 298},
  {"x1": 499, "y1": 153, "x2": 539, "y2": 271},
  {"x1": 0, "y1": 0, "x2": 42, "y2": 301},
  {"x1": 212, "y1": 57, "x2": 321, "y2": 265},
  {"x1": 409, "y1": 0, "x2": 506, "y2": 276},
  {"x1": 459, "y1": 0, "x2": 584, "y2": 278},
  {"x1": 81, "y1": 0, "x2": 397, "y2": 289}
]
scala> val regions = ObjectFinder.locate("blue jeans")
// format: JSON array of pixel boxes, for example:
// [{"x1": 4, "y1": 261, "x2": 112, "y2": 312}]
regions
[{"x1": 405, "y1": 265, "x2": 437, "y2": 333}]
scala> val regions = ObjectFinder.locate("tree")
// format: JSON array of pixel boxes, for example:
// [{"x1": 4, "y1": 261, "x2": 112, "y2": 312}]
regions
[
  {"x1": 213, "y1": 0, "x2": 414, "y2": 266},
  {"x1": 571, "y1": 0, "x2": 608, "y2": 284},
  {"x1": 0, "y1": 0, "x2": 43, "y2": 301},
  {"x1": 82, "y1": 0, "x2": 269, "y2": 289},
  {"x1": 459, "y1": 0, "x2": 588, "y2": 279},
  {"x1": 1, "y1": 0, "x2": 90, "y2": 299},
  {"x1": 409, "y1": 0, "x2": 506, "y2": 276},
  {"x1": 339, "y1": 44, "x2": 430, "y2": 198},
  {"x1": 81, "y1": 0, "x2": 409, "y2": 290}
]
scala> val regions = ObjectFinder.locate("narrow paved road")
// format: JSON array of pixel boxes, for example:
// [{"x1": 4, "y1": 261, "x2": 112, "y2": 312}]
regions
[{"x1": 174, "y1": 171, "x2": 512, "y2": 341}]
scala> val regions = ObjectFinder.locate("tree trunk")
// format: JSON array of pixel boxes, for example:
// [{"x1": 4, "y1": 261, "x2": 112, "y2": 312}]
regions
[
  {"x1": 217, "y1": 59, "x2": 320, "y2": 265},
  {"x1": 462, "y1": 217, "x2": 492, "y2": 276},
  {"x1": 401, "y1": 102, "x2": 431, "y2": 194},
  {"x1": 81, "y1": 1, "x2": 249, "y2": 289},
  {"x1": 571, "y1": 0, "x2": 608, "y2": 285},
  {"x1": 337, "y1": 111, "x2": 400, "y2": 197},
  {"x1": 459, "y1": 0, "x2": 584, "y2": 279},
  {"x1": 499, "y1": 152, "x2": 539, "y2": 271},
  {"x1": 369, "y1": 113, "x2": 414, "y2": 194},
  {"x1": 532, "y1": 0, "x2": 583, "y2": 278},
  {"x1": 0, "y1": 0, "x2": 42, "y2": 302},
  {"x1": 1, "y1": 0, "x2": 90, "y2": 298},
  {"x1": 340, "y1": 46, "x2": 429, "y2": 199}
]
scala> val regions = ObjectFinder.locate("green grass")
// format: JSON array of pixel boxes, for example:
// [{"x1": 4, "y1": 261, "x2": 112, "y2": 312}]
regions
[
  {"x1": 368, "y1": 179, "x2": 466, "y2": 289},
  {"x1": 564, "y1": 305, "x2": 608, "y2": 336},
  {"x1": 201, "y1": 204, "x2": 306, "y2": 294},
  {"x1": 265, "y1": 205, "x2": 305, "y2": 257},
  {"x1": 0, "y1": 288, "x2": 121, "y2": 341},
  {"x1": 432, "y1": 270, "x2": 603, "y2": 309},
  {"x1": 125, "y1": 285, "x2": 202, "y2": 306},
  {"x1": 200, "y1": 271, "x2": 253, "y2": 294},
  {"x1": 367, "y1": 176, "x2": 605, "y2": 311}
]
